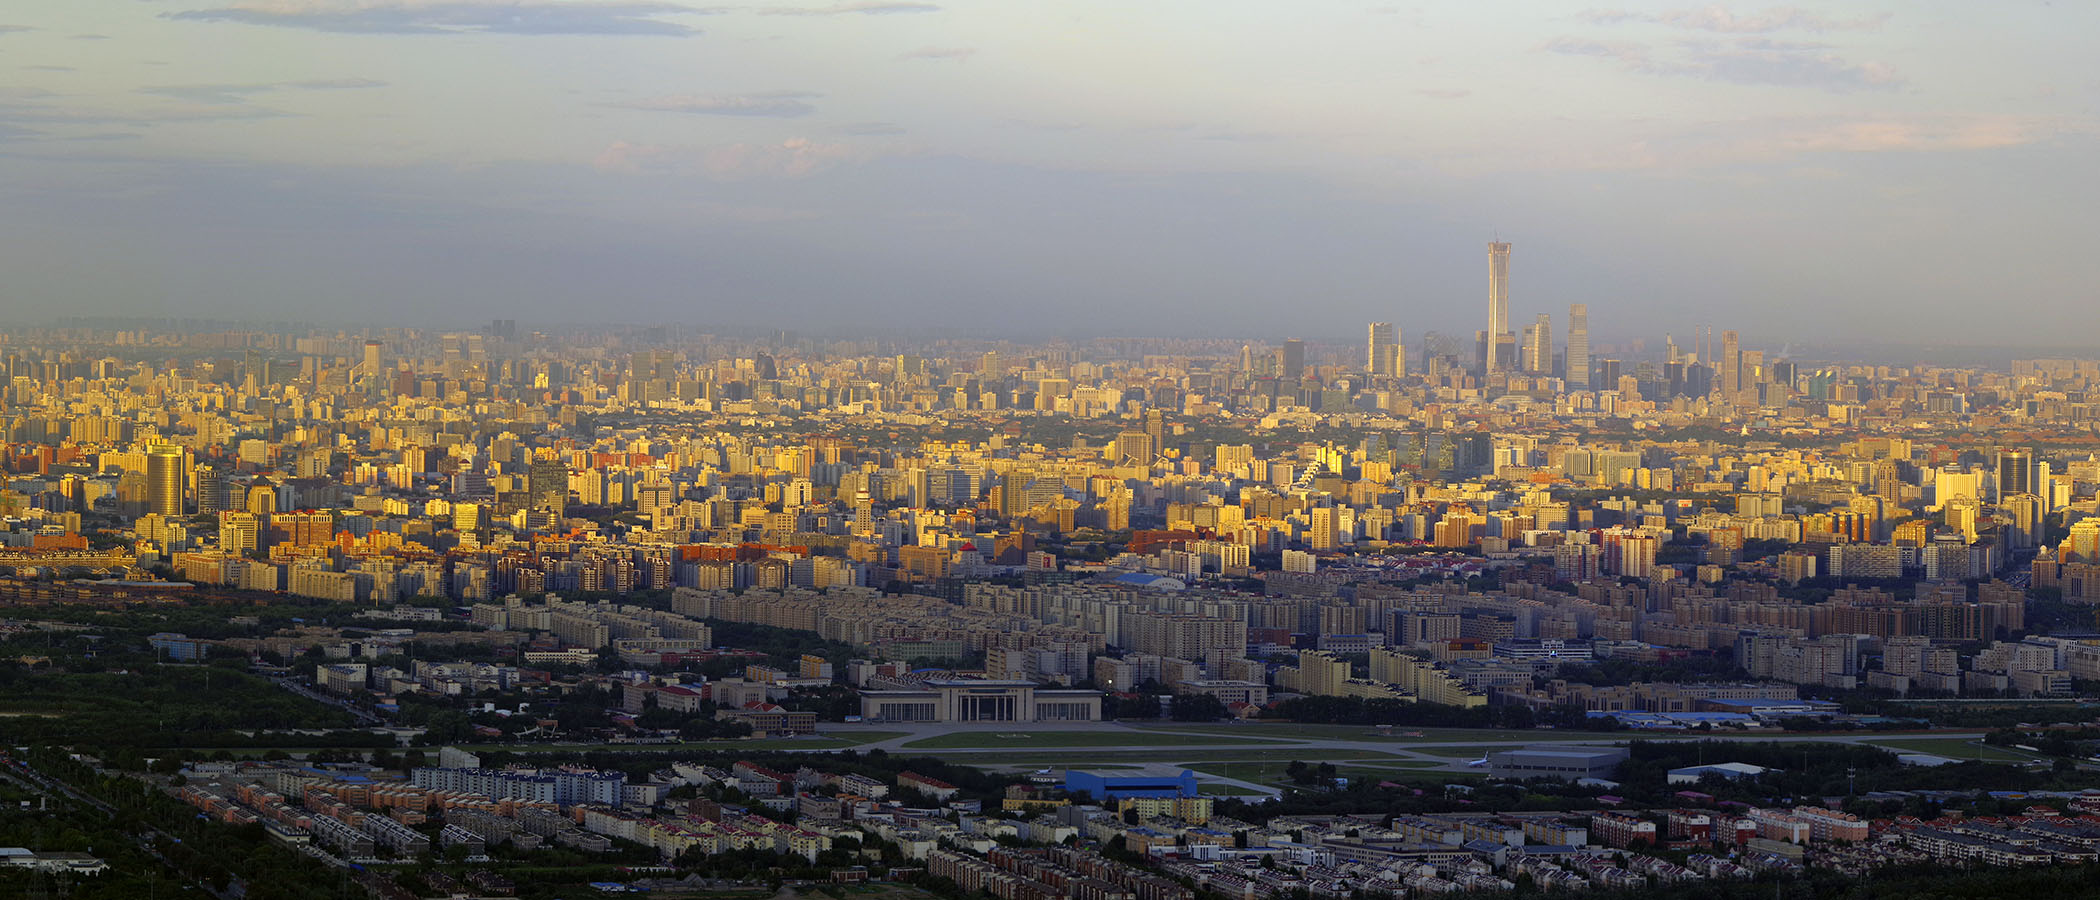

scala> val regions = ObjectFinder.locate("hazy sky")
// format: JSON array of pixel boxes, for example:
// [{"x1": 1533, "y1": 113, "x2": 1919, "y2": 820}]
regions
[{"x1": 0, "y1": 1, "x2": 2093, "y2": 344}]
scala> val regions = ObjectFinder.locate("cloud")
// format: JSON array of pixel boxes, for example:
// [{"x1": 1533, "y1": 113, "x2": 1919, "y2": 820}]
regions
[
  {"x1": 1664, "y1": 39, "x2": 1900, "y2": 90},
  {"x1": 167, "y1": 1, "x2": 704, "y2": 36},
  {"x1": 1580, "y1": 5, "x2": 1890, "y2": 34},
  {"x1": 1411, "y1": 108, "x2": 2084, "y2": 181},
  {"x1": 1587, "y1": 114, "x2": 2078, "y2": 173},
  {"x1": 140, "y1": 84, "x2": 273, "y2": 104},
  {"x1": 0, "y1": 90, "x2": 296, "y2": 127},
  {"x1": 1416, "y1": 88, "x2": 1471, "y2": 100},
  {"x1": 5, "y1": 84, "x2": 304, "y2": 134},
  {"x1": 1542, "y1": 33, "x2": 1899, "y2": 91},
  {"x1": 1760, "y1": 116, "x2": 2056, "y2": 154},
  {"x1": 293, "y1": 77, "x2": 389, "y2": 90},
  {"x1": 0, "y1": 25, "x2": 33, "y2": 35},
  {"x1": 592, "y1": 137, "x2": 864, "y2": 178},
  {"x1": 24, "y1": 66, "x2": 77, "y2": 72},
  {"x1": 1540, "y1": 36, "x2": 1651, "y2": 64},
  {"x1": 139, "y1": 78, "x2": 387, "y2": 105},
  {"x1": 613, "y1": 91, "x2": 819, "y2": 117},
  {"x1": 836, "y1": 121, "x2": 905, "y2": 135},
  {"x1": 899, "y1": 46, "x2": 973, "y2": 61},
  {"x1": 760, "y1": 2, "x2": 938, "y2": 15}
]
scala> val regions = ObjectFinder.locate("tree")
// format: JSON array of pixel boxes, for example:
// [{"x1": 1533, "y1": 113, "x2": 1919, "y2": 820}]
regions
[
  {"x1": 1110, "y1": 694, "x2": 1160, "y2": 720},
  {"x1": 1170, "y1": 692, "x2": 1229, "y2": 722}
]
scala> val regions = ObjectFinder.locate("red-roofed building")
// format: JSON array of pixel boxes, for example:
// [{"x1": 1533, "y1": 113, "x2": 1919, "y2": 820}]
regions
[
  {"x1": 731, "y1": 761, "x2": 789, "y2": 796},
  {"x1": 899, "y1": 772, "x2": 959, "y2": 802},
  {"x1": 656, "y1": 686, "x2": 707, "y2": 713},
  {"x1": 716, "y1": 701, "x2": 817, "y2": 736}
]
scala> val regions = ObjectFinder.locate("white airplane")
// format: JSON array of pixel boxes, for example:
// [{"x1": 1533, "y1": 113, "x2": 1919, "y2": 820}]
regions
[{"x1": 1465, "y1": 758, "x2": 1489, "y2": 768}]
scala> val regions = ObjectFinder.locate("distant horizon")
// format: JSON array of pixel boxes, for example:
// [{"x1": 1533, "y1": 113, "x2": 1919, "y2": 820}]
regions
[
  {"x1": 2, "y1": 313, "x2": 2086, "y2": 369},
  {"x1": 0, "y1": 2, "x2": 2092, "y2": 343}
]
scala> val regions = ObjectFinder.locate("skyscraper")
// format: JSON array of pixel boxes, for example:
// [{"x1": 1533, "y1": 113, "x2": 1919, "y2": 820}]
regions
[
  {"x1": 1308, "y1": 504, "x2": 1338, "y2": 550},
  {"x1": 1486, "y1": 241, "x2": 1512, "y2": 373},
  {"x1": 1114, "y1": 430, "x2": 1157, "y2": 466},
  {"x1": 528, "y1": 456, "x2": 569, "y2": 515},
  {"x1": 1366, "y1": 322, "x2": 1396, "y2": 375},
  {"x1": 1280, "y1": 339, "x2": 1305, "y2": 380},
  {"x1": 361, "y1": 340, "x2": 383, "y2": 378},
  {"x1": 144, "y1": 442, "x2": 185, "y2": 518},
  {"x1": 1720, "y1": 330, "x2": 1741, "y2": 399},
  {"x1": 1566, "y1": 304, "x2": 1590, "y2": 389},
  {"x1": 1525, "y1": 313, "x2": 1552, "y2": 375},
  {"x1": 195, "y1": 464, "x2": 226, "y2": 515},
  {"x1": 1997, "y1": 449, "x2": 2035, "y2": 502}
]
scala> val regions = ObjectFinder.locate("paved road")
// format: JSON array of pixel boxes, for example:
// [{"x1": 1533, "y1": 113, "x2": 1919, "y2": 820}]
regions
[
  {"x1": 270, "y1": 675, "x2": 385, "y2": 726},
  {"x1": 812, "y1": 721, "x2": 1999, "y2": 785}
]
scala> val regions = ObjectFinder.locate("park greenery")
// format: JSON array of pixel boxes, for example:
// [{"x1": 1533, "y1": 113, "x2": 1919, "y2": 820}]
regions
[{"x1": 0, "y1": 663, "x2": 362, "y2": 752}]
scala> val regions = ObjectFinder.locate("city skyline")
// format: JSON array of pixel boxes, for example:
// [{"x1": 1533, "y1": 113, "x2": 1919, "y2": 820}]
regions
[
  {"x1": 7, "y1": 5, "x2": 2100, "y2": 895},
  {"x1": 0, "y1": 228, "x2": 2098, "y2": 900},
  {"x1": 0, "y1": 314, "x2": 2078, "y2": 373},
  {"x1": 0, "y1": 2, "x2": 2093, "y2": 339}
]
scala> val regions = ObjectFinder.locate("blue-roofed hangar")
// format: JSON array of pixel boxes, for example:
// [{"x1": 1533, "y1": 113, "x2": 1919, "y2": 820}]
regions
[{"x1": 1064, "y1": 769, "x2": 1199, "y2": 801}]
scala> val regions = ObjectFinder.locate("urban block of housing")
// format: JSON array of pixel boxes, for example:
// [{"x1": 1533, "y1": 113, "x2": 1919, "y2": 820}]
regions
[{"x1": 0, "y1": 318, "x2": 2087, "y2": 726}]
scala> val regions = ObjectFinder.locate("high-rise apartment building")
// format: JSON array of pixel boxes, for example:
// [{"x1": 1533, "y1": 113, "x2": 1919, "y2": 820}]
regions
[
  {"x1": 1566, "y1": 303, "x2": 1590, "y2": 389},
  {"x1": 1308, "y1": 504, "x2": 1339, "y2": 550},
  {"x1": 1279, "y1": 339, "x2": 1305, "y2": 380},
  {"x1": 2003, "y1": 492, "x2": 2044, "y2": 549},
  {"x1": 2065, "y1": 518, "x2": 2100, "y2": 563},
  {"x1": 144, "y1": 442, "x2": 186, "y2": 518},
  {"x1": 1113, "y1": 430, "x2": 1157, "y2": 467}
]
